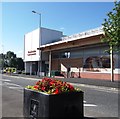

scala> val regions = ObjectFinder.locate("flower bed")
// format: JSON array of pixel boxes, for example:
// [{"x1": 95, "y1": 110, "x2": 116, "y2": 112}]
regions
[{"x1": 26, "y1": 77, "x2": 80, "y2": 94}]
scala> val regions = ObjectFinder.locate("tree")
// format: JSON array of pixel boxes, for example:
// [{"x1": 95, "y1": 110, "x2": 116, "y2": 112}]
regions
[
  {"x1": 101, "y1": 1, "x2": 120, "y2": 81},
  {"x1": 16, "y1": 58, "x2": 24, "y2": 70},
  {"x1": 5, "y1": 51, "x2": 17, "y2": 68},
  {"x1": 0, "y1": 51, "x2": 24, "y2": 71},
  {"x1": 0, "y1": 55, "x2": 4, "y2": 70},
  {"x1": 0, "y1": 53, "x2": 7, "y2": 69}
]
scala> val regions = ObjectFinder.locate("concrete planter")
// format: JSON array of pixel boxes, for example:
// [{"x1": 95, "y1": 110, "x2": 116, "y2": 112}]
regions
[{"x1": 24, "y1": 88, "x2": 84, "y2": 118}]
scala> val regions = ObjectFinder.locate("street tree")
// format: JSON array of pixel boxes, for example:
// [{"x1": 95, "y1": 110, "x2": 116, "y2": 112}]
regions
[
  {"x1": 0, "y1": 53, "x2": 4, "y2": 69},
  {"x1": 0, "y1": 51, "x2": 24, "y2": 71},
  {"x1": 101, "y1": 1, "x2": 120, "y2": 81},
  {"x1": 0, "y1": 53, "x2": 8, "y2": 69},
  {"x1": 16, "y1": 58, "x2": 24, "y2": 70},
  {"x1": 5, "y1": 51, "x2": 17, "y2": 67}
]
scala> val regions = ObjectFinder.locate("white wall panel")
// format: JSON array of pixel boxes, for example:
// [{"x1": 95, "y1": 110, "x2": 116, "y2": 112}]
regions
[
  {"x1": 24, "y1": 28, "x2": 63, "y2": 62},
  {"x1": 24, "y1": 29, "x2": 39, "y2": 61}
]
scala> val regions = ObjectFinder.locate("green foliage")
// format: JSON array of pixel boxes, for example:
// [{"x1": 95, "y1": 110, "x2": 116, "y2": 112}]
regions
[
  {"x1": 0, "y1": 51, "x2": 24, "y2": 70},
  {"x1": 6, "y1": 51, "x2": 16, "y2": 59},
  {"x1": 0, "y1": 53, "x2": 8, "y2": 68},
  {"x1": 102, "y1": 1, "x2": 120, "y2": 52},
  {"x1": 16, "y1": 58, "x2": 24, "y2": 70}
]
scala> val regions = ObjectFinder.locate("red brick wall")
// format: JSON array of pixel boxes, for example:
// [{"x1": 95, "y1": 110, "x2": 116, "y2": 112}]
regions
[
  {"x1": 73, "y1": 72, "x2": 119, "y2": 81},
  {"x1": 52, "y1": 58, "x2": 120, "y2": 81},
  {"x1": 52, "y1": 58, "x2": 83, "y2": 71}
]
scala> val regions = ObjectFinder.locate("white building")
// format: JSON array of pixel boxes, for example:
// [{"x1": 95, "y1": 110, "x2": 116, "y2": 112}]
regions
[{"x1": 24, "y1": 27, "x2": 63, "y2": 75}]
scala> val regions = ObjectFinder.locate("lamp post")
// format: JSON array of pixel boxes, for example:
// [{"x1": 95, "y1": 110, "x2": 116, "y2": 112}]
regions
[{"x1": 32, "y1": 10, "x2": 42, "y2": 76}]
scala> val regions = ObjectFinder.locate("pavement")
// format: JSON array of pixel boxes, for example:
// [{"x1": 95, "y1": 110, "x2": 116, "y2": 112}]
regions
[
  {"x1": 57, "y1": 77, "x2": 119, "y2": 89},
  {"x1": 5, "y1": 73, "x2": 120, "y2": 89}
]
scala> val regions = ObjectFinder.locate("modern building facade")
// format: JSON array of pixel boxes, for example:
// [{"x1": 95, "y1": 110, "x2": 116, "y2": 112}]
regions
[
  {"x1": 24, "y1": 27, "x2": 120, "y2": 81},
  {"x1": 24, "y1": 27, "x2": 63, "y2": 76}
]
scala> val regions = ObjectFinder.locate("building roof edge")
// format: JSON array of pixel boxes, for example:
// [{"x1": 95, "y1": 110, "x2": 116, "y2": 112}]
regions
[{"x1": 39, "y1": 27, "x2": 104, "y2": 48}]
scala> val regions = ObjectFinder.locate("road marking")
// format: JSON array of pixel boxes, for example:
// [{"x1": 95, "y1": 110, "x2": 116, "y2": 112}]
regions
[
  {"x1": 91, "y1": 87, "x2": 118, "y2": 93},
  {"x1": 3, "y1": 74, "x2": 40, "y2": 81},
  {"x1": 8, "y1": 86, "x2": 24, "y2": 92},
  {"x1": 0, "y1": 79, "x2": 11, "y2": 82},
  {"x1": 2, "y1": 82, "x2": 24, "y2": 92},
  {"x1": 4, "y1": 82, "x2": 21, "y2": 87},
  {"x1": 84, "y1": 100, "x2": 97, "y2": 107},
  {"x1": 70, "y1": 83, "x2": 118, "y2": 93},
  {"x1": 84, "y1": 104, "x2": 97, "y2": 107},
  {"x1": 4, "y1": 79, "x2": 11, "y2": 82},
  {"x1": 8, "y1": 86, "x2": 23, "y2": 89}
]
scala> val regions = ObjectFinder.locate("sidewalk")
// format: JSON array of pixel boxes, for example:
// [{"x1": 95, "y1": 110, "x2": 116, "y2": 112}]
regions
[
  {"x1": 57, "y1": 77, "x2": 119, "y2": 89},
  {"x1": 12, "y1": 74, "x2": 119, "y2": 89}
]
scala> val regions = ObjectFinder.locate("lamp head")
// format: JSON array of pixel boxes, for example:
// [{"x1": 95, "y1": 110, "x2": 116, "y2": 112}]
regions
[{"x1": 32, "y1": 11, "x2": 36, "y2": 13}]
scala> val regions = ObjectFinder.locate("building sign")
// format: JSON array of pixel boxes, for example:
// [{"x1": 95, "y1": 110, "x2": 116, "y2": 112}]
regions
[
  {"x1": 62, "y1": 27, "x2": 103, "y2": 41},
  {"x1": 27, "y1": 50, "x2": 36, "y2": 56}
]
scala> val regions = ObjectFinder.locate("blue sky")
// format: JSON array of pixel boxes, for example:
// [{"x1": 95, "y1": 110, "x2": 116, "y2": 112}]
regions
[{"x1": 1, "y1": 2, "x2": 114, "y2": 58}]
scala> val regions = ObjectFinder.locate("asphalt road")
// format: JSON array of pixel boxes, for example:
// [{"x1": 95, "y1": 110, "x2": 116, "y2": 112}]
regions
[{"x1": 0, "y1": 74, "x2": 119, "y2": 119}]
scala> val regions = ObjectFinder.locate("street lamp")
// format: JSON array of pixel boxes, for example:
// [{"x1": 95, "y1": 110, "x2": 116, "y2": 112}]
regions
[{"x1": 32, "y1": 10, "x2": 42, "y2": 76}]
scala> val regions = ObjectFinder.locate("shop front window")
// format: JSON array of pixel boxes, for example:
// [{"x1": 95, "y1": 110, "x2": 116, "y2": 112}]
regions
[
  {"x1": 83, "y1": 55, "x2": 115, "y2": 71},
  {"x1": 65, "y1": 52, "x2": 70, "y2": 58},
  {"x1": 60, "y1": 51, "x2": 70, "y2": 58}
]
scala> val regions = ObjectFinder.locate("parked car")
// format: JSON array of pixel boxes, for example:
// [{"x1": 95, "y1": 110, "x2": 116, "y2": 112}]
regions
[{"x1": 3, "y1": 67, "x2": 16, "y2": 74}]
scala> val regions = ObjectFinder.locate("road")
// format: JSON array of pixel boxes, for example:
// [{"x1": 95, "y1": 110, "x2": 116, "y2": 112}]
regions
[{"x1": 0, "y1": 74, "x2": 119, "y2": 119}]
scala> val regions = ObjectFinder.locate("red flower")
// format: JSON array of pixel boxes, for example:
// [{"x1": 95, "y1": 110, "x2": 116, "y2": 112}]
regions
[
  {"x1": 53, "y1": 88, "x2": 59, "y2": 94},
  {"x1": 68, "y1": 84, "x2": 74, "y2": 91},
  {"x1": 27, "y1": 78, "x2": 79, "y2": 94},
  {"x1": 49, "y1": 80, "x2": 55, "y2": 86},
  {"x1": 33, "y1": 85, "x2": 39, "y2": 89},
  {"x1": 41, "y1": 86, "x2": 46, "y2": 91},
  {"x1": 36, "y1": 81, "x2": 41, "y2": 85}
]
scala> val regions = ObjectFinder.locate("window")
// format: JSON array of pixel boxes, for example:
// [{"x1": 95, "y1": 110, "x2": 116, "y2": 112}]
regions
[{"x1": 64, "y1": 52, "x2": 70, "y2": 58}]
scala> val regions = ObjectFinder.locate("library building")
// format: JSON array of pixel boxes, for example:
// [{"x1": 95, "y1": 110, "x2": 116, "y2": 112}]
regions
[{"x1": 24, "y1": 27, "x2": 120, "y2": 81}]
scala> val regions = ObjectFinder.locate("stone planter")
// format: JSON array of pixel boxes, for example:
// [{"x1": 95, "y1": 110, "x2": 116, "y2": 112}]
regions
[{"x1": 24, "y1": 88, "x2": 84, "y2": 118}]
